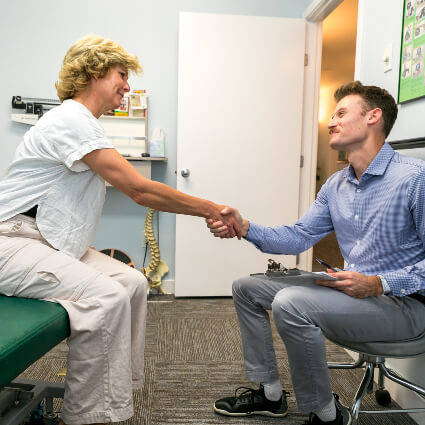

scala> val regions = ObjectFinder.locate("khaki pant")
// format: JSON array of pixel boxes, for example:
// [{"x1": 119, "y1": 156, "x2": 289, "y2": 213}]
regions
[{"x1": 0, "y1": 215, "x2": 147, "y2": 424}]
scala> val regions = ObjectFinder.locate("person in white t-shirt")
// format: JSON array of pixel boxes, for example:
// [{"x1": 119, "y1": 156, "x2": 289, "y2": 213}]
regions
[{"x1": 0, "y1": 34, "x2": 240, "y2": 425}]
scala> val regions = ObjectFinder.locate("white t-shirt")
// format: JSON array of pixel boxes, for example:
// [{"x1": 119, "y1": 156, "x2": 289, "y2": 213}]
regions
[{"x1": 0, "y1": 99, "x2": 114, "y2": 259}]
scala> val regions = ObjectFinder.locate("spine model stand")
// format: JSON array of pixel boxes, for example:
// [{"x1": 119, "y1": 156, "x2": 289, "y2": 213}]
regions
[{"x1": 142, "y1": 209, "x2": 168, "y2": 294}]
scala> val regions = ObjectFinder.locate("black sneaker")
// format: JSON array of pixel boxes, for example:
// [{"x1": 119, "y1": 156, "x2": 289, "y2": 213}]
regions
[
  {"x1": 213, "y1": 385, "x2": 288, "y2": 417},
  {"x1": 303, "y1": 394, "x2": 351, "y2": 425}
]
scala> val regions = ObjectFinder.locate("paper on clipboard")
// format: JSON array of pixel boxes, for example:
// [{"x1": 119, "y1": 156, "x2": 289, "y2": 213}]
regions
[
  {"x1": 251, "y1": 270, "x2": 338, "y2": 284},
  {"x1": 289, "y1": 271, "x2": 338, "y2": 283}
]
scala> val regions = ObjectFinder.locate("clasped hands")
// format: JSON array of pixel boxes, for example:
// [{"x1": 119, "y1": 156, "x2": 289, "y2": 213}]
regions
[
  {"x1": 207, "y1": 207, "x2": 383, "y2": 298},
  {"x1": 207, "y1": 206, "x2": 248, "y2": 239}
]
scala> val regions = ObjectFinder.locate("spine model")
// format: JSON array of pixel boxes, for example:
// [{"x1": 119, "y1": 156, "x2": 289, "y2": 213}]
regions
[{"x1": 142, "y1": 209, "x2": 168, "y2": 294}]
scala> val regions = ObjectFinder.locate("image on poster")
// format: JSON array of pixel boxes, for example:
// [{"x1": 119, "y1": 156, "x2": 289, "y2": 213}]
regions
[{"x1": 399, "y1": 0, "x2": 425, "y2": 103}]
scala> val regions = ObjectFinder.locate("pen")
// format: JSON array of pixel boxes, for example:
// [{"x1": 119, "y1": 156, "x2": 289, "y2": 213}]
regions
[{"x1": 315, "y1": 257, "x2": 342, "y2": 272}]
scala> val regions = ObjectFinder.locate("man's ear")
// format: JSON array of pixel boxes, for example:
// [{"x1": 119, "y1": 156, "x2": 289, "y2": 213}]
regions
[{"x1": 367, "y1": 108, "x2": 383, "y2": 125}]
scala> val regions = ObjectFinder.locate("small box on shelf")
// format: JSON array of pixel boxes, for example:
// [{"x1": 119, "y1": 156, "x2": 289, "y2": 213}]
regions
[
  {"x1": 129, "y1": 90, "x2": 147, "y2": 118},
  {"x1": 114, "y1": 95, "x2": 129, "y2": 117}
]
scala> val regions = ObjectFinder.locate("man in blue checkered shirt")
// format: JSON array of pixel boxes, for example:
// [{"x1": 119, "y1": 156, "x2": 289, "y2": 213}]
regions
[{"x1": 207, "y1": 82, "x2": 425, "y2": 425}]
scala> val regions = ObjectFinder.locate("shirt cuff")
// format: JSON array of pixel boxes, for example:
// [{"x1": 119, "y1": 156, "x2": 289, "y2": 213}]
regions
[
  {"x1": 378, "y1": 274, "x2": 391, "y2": 295},
  {"x1": 245, "y1": 222, "x2": 264, "y2": 244}
]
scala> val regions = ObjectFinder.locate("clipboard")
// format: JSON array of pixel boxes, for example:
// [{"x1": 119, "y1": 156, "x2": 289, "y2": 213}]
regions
[
  {"x1": 250, "y1": 270, "x2": 338, "y2": 283},
  {"x1": 250, "y1": 259, "x2": 338, "y2": 283}
]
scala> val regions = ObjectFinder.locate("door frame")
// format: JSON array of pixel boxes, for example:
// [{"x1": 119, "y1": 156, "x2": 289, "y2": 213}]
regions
[{"x1": 297, "y1": 0, "x2": 344, "y2": 270}]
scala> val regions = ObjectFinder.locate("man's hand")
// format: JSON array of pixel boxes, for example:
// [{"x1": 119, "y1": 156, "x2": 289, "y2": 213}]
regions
[
  {"x1": 316, "y1": 270, "x2": 383, "y2": 298},
  {"x1": 206, "y1": 206, "x2": 249, "y2": 239},
  {"x1": 209, "y1": 206, "x2": 244, "y2": 239}
]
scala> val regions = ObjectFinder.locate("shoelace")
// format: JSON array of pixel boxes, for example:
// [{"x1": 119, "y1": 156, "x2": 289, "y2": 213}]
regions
[
  {"x1": 233, "y1": 386, "x2": 290, "y2": 404},
  {"x1": 233, "y1": 386, "x2": 260, "y2": 404}
]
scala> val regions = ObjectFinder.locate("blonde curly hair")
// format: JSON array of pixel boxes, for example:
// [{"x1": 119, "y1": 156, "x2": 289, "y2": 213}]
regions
[{"x1": 55, "y1": 34, "x2": 143, "y2": 102}]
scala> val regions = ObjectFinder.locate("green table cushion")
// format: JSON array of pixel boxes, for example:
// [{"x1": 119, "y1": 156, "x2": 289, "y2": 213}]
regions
[{"x1": 0, "y1": 295, "x2": 70, "y2": 387}]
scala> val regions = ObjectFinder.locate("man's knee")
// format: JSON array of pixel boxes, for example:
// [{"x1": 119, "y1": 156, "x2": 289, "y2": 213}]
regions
[
  {"x1": 271, "y1": 286, "x2": 309, "y2": 320},
  {"x1": 232, "y1": 275, "x2": 259, "y2": 299}
]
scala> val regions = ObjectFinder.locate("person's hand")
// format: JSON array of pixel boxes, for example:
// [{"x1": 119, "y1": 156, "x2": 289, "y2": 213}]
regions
[
  {"x1": 206, "y1": 206, "x2": 249, "y2": 239},
  {"x1": 316, "y1": 270, "x2": 383, "y2": 298}
]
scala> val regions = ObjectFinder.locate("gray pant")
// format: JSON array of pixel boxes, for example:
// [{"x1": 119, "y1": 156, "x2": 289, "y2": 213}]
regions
[{"x1": 232, "y1": 275, "x2": 425, "y2": 413}]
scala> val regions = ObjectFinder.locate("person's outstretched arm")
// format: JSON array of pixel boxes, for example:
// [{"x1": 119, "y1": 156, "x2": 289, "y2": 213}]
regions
[{"x1": 82, "y1": 148, "x2": 241, "y2": 238}]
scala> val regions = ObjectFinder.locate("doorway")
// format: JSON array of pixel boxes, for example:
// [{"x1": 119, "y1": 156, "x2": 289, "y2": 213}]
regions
[{"x1": 312, "y1": 0, "x2": 358, "y2": 272}]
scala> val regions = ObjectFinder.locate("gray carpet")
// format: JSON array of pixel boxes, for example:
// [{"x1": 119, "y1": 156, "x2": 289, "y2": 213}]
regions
[{"x1": 19, "y1": 297, "x2": 419, "y2": 425}]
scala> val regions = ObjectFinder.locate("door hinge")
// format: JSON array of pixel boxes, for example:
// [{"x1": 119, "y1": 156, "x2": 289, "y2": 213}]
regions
[
  {"x1": 304, "y1": 53, "x2": 308, "y2": 66},
  {"x1": 300, "y1": 155, "x2": 304, "y2": 168}
]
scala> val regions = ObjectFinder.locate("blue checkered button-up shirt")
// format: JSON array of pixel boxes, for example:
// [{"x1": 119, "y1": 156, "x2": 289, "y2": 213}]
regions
[{"x1": 247, "y1": 143, "x2": 425, "y2": 297}]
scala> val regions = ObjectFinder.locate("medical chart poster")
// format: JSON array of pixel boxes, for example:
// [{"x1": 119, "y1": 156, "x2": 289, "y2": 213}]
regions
[{"x1": 399, "y1": 0, "x2": 425, "y2": 103}]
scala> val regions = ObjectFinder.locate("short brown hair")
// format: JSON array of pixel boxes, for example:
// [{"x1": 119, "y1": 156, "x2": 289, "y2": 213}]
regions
[
  {"x1": 55, "y1": 34, "x2": 143, "y2": 102},
  {"x1": 334, "y1": 81, "x2": 398, "y2": 138}
]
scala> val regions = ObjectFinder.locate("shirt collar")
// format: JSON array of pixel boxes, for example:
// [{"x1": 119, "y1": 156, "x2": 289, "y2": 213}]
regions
[{"x1": 344, "y1": 142, "x2": 395, "y2": 182}]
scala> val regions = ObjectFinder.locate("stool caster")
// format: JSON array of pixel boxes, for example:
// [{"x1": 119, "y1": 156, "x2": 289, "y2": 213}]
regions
[{"x1": 375, "y1": 388, "x2": 391, "y2": 406}]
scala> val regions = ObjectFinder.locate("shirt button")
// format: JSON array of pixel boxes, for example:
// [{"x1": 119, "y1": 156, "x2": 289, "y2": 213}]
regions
[
  {"x1": 354, "y1": 215, "x2": 359, "y2": 220},
  {"x1": 401, "y1": 289, "x2": 406, "y2": 294},
  {"x1": 357, "y1": 189, "x2": 361, "y2": 193},
  {"x1": 350, "y1": 263, "x2": 355, "y2": 268}
]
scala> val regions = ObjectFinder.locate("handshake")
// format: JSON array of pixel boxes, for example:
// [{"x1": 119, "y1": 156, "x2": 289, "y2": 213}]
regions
[{"x1": 206, "y1": 206, "x2": 249, "y2": 239}]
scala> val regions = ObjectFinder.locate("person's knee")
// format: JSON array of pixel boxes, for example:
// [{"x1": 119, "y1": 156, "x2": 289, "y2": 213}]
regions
[
  {"x1": 77, "y1": 276, "x2": 130, "y2": 323},
  {"x1": 123, "y1": 267, "x2": 148, "y2": 297},
  {"x1": 271, "y1": 286, "x2": 307, "y2": 321},
  {"x1": 232, "y1": 276, "x2": 259, "y2": 300},
  {"x1": 130, "y1": 267, "x2": 148, "y2": 291},
  {"x1": 107, "y1": 280, "x2": 130, "y2": 309}
]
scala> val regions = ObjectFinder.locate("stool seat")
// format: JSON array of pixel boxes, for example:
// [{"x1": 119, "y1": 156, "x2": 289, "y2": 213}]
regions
[
  {"x1": 326, "y1": 330, "x2": 425, "y2": 358},
  {"x1": 326, "y1": 329, "x2": 425, "y2": 424},
  {"x1": 0, "y1": 295, "x2": 70, "y2": 388}
]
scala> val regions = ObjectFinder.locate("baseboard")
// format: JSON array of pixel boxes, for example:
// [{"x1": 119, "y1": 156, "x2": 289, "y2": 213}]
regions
[{"x1": 344, "y1": 349, "x2": 425, "y2": 424}]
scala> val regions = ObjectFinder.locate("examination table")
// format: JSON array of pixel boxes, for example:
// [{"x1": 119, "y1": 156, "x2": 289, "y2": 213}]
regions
[{"x1": 0, "y1": 295, "x2": 69, "y2": 424}]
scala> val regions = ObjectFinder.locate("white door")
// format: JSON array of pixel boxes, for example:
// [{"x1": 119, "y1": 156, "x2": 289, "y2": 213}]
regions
[{"x1": 175, "y1": 12, "x2": 306, "y2": 296}]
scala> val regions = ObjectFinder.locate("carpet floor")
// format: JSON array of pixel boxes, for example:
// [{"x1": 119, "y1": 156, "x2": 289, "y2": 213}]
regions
[{"x1": 19, "y1": 297, "x2": 419, "y2": 425}]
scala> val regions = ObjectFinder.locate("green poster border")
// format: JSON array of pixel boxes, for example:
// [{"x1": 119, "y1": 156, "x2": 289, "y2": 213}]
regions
[{"x1": 398, "y1": 0, "x2": 425, "y2": 104}]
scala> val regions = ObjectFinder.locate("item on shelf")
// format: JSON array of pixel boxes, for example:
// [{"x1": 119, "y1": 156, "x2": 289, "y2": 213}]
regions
[
  {"x1": 129, "y1": 90, "x2": 147, "y2": 118},
  {"x1": 114, "y1": 94, "x2": 129, "y2": 116},
  {"x1": 149, "y1": 128, "x2": 165, "y2": 157}
]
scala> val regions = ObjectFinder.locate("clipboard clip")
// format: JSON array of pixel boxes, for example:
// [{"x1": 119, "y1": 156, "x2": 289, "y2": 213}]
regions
[
  {"x1": 250, "y1": 258, "x2": 301, "y2": 278},
  {"x1": 267, "y1": 259, "x2": 285, "y2": 272}
]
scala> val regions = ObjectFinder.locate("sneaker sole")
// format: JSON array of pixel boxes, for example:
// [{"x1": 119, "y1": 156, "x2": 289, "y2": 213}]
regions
[{"x1": 213, "y1": 405, "x2": 288, "y2": 417}]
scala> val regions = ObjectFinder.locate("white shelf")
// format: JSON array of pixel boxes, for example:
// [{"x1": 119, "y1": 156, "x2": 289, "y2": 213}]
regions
[
  {"x1": 100, "y1": 115, "x2": 145, "y2": 120},
  {"x1": 106, "y1": 156, "x2": 166, "y2": 187},
  {"x1": 126, "y1": 157, "x2": 167, "y2": 161},
  {"x1": 11, "y1": 113, "x2": 146, "y2": 124}
]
